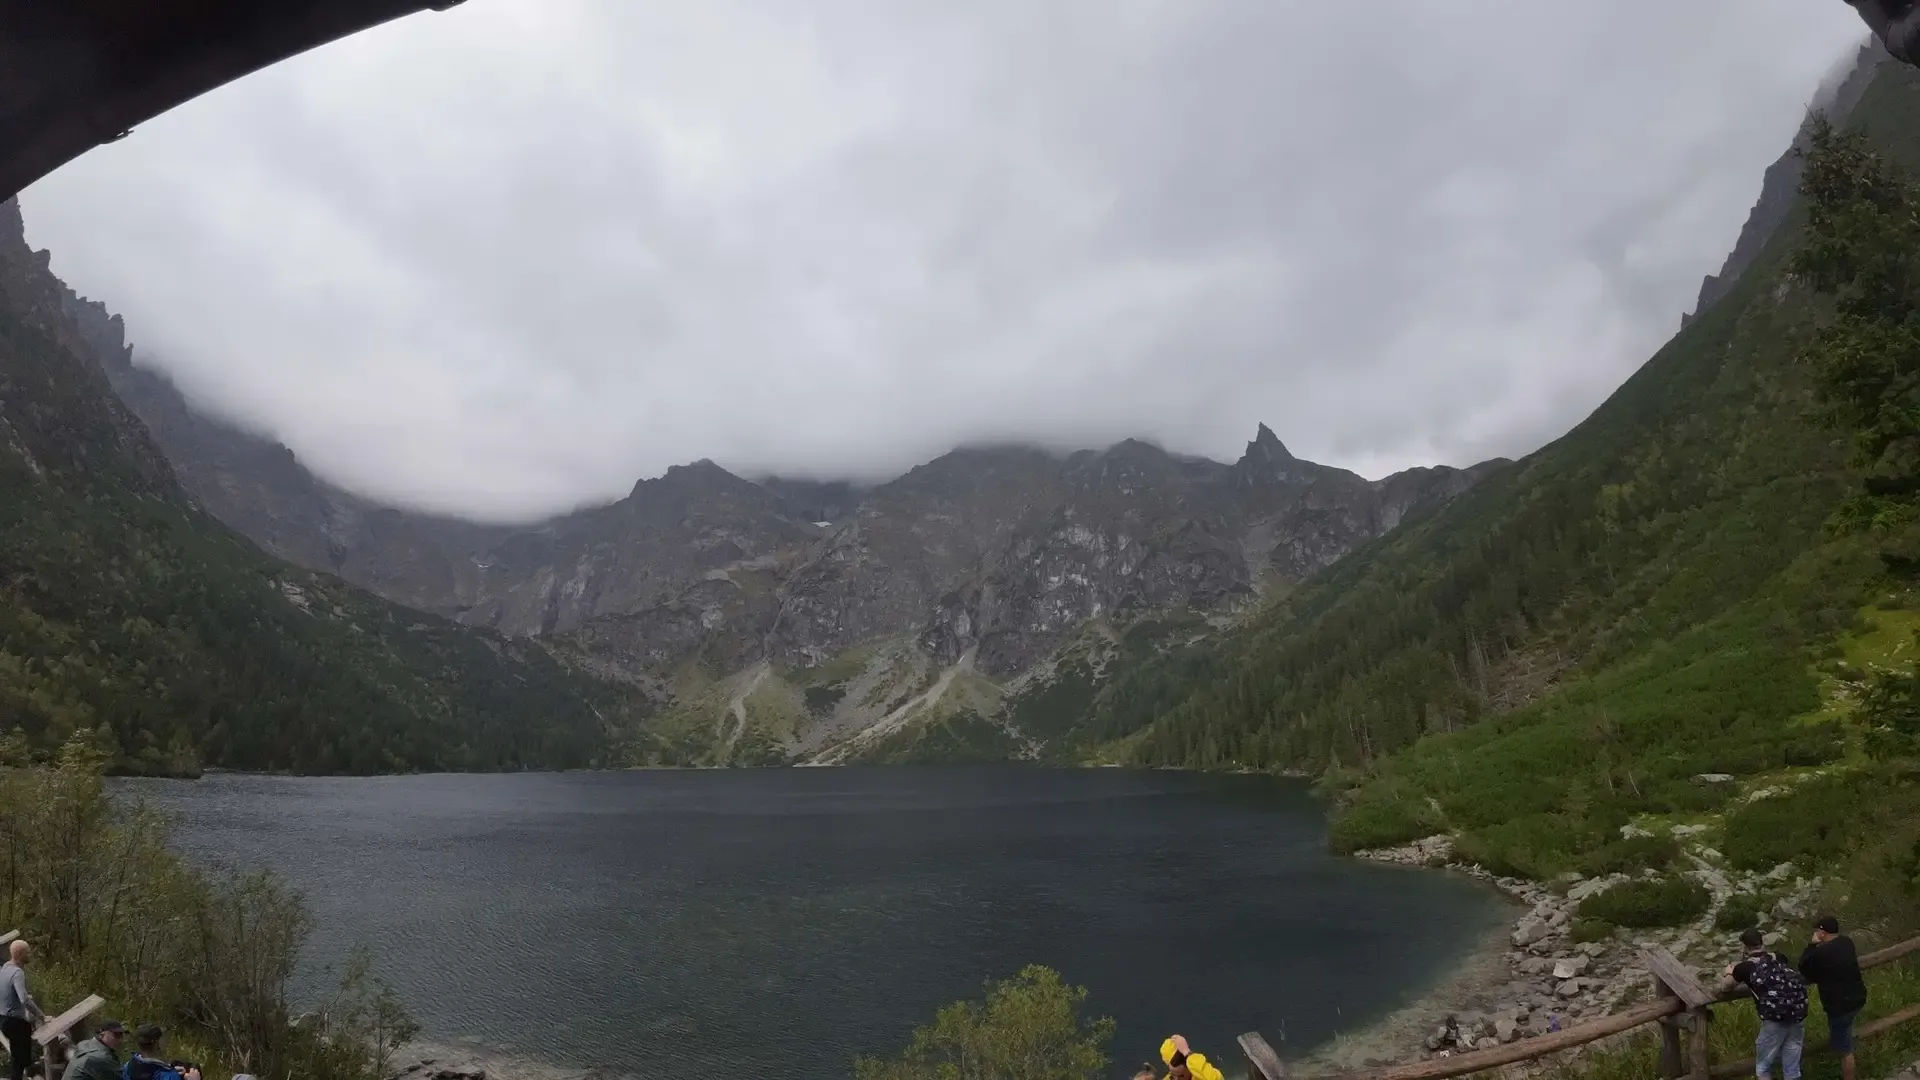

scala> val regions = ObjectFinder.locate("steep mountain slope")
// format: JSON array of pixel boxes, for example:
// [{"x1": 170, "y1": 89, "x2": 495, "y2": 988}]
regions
[
  {"x1": 1682, "y1": 41, "x2": 1884, "y2": 327},
  {"x1": 0, "y1": 197, "x2": 625, "y2": 775},
  {"x1": 1068, "y1": 50, "x2": 1920, "y2": 891}
]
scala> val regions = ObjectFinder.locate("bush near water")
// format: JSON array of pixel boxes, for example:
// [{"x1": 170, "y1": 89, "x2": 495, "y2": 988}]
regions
[{"x1": 0, "y1": 735, "x2": 415, "y2": 1080}]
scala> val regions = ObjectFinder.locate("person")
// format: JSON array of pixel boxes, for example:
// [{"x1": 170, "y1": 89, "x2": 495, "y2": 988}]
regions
[
  {"x1": 1726, "y1": 928, "x2": 1810, "y2": 1080},
  {"x1": 61, "y1": 1020, "x2": 125, "y2": 1080},
  {"x1": 1799, "y1": 915, "x2": 1869, "y2": 1080},
  {"x1": 122, "y1": 1026, "x2": 200, "y2": 1080},
  {"x1": 2, "y1": 939, "x2": 49, "y2": 1080},
  {"x1": 1157, "y1": 1035, "x2": 1225, "y2": 1080},
  {"x1": 1845, "y1": 0, "x2": 1920, "y2": 64}
]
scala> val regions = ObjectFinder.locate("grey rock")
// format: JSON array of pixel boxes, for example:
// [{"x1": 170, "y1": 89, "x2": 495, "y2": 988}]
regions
[
  {"x1": 1495, "y1": 1015, "x2": 1520, "y2": 1043},
  {"x1": 1694, "y1": 773, "x2": 1736, "y2": 784},
  {"x1": 1556, "y1": 979, "x2": 1582, "y2": 998},
  {"x1": 1552, "y1": 956, "x2": 1591, "y2": 979},
  {"x1": 1671, "y1": 824, "x2": 1708, "y2": 838},
  {"x1": 1513, "y1": 917, "x2": 1550, "y2": 947},
  {"x1": 1548, "y1": 909, "x2": 1570, "y2": 928}
]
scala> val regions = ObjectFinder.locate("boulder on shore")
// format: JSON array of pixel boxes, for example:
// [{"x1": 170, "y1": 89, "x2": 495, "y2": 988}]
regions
[{"x1": 1513, "y1": 917, "x2": 1550, "y2": 946}]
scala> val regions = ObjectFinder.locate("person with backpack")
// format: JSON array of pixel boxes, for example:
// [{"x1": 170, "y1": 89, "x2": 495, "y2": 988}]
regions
[
  {"x1": 1799, "y1": 915, "x2": 1869, "y2": 1080},
  {"x1": 1726, "y1": 928, "x2": 1810, "y2": 1080}
]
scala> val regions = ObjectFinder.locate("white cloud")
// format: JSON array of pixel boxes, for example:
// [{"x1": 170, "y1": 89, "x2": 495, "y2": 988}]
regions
[{"x1": 19, "y1": 0, "x2": 1867, "y2": 519}]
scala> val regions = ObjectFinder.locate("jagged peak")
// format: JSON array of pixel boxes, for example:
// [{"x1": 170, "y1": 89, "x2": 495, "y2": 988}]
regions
[{"x1": 1249, "y1": 423, "x2": 1293, "y2": 461}]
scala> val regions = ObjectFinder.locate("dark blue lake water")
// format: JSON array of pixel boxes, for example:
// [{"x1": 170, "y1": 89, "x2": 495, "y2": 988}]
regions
[{"x1": 119, "y1": 766, "x2": 1504, "y2": 1079}]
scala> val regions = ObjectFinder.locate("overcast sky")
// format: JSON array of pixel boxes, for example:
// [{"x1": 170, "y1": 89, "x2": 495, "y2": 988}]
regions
[{"x1": 19, "y1": 1, "x2": 1869, "y2": 522}]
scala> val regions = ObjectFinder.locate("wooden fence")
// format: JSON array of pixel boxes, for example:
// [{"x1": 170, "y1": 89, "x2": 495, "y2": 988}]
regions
[
  {"x1": 1, "y1": 929, "x2": 106, "y2": 1080},
  {"x1": 1239, "y1": 934, "x2": 1920, "y2": 1080}
]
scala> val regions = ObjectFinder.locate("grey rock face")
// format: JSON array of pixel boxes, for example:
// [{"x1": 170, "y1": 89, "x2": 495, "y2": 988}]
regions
[{"x1": 59, "y1": 256, "x2": 1502, "y2": 710}]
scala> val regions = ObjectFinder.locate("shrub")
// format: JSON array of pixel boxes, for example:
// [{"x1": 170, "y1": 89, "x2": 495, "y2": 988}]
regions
[
  {"x1": 1577, "y1": 834, "x2": 1681, "y2": 877},
  {"x1": 1714, "y1": 892, "x2": 1770, "y2": 933},
  {"x1": 0, "y1": 743, "x2": 410, "y2": 1080},
  {"x1": 1569, "y1": 918, "x2": 1615, "y2": 944},
  {"x1": 1453, "y1": 813, "x2": 1614, "y2": 879},
  {"x1": 1577, "y1": 876, "x2": 1711, "y2": 928},
  {"x1": 1646, "y1": 780, "x2": 1737, "y2": 815},
  {"x1": 1721, "y1": 774, "x2": 1866, "y2": 872},
  {"x1": 1780, "y1": 725, "x2": 1846, "y2": 767},
  {"x1": 854, "y1": 965, "x2": 1114, "y2": 1080},
  {"x1": 1327, "y1": 784, "x2": 1443, "y2": 854}
]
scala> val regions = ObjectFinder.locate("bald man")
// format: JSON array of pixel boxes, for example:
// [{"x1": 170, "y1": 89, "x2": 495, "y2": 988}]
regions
[
  {"x1": 1, "y1": 939, "x2": 47, "y2": 1080},
  {"x1": 1845, "y1": 0, "x2": 1920, "y2": 65}
]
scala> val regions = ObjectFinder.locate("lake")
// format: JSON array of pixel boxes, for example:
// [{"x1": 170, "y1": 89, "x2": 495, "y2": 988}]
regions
[{"x1": 119, "y1": 766, "x2": 1506, "y2": 1079}]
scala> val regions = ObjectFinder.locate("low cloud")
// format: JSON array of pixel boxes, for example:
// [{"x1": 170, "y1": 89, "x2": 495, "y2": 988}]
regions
[{"x1": 20, "y1": 0, "x2": 1866, "y2": 520}]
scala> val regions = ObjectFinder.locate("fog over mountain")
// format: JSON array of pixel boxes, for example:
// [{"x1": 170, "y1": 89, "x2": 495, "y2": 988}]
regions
[{"x1": 18, "y1": 0, "x2": 1867, "y2": 521}]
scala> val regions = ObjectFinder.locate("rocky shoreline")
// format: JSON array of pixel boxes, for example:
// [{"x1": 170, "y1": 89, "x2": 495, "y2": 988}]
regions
[
  {"x1": 1302, "y1": 834, "x2": 1822, "y2": 1075},
  {"x1": 387, "y1": 1039, "x2": 632, "y2": 1080}
]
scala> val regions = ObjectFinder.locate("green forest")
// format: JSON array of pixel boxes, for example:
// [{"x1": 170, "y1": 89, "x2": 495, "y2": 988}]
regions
[{"x1": 0, "y1": 235, "x2": 627, "y2": 775}]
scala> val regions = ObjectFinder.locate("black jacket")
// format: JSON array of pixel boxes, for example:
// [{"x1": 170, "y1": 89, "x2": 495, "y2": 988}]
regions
[{"x1": 1799, "y1": 936, "x2": 1868, "y2": 1016}]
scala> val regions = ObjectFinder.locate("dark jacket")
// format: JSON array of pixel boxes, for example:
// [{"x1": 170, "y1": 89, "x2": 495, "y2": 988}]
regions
[
  {"x1": 1800, "y1": 935, "x2": 1869, "y2": 1016},
  {"x1": 1848, "y1": 1, "x2": 1920, "y2": 65},
  {"x1": 123, "y1": 1054, "x2": 188, "y2": 1080},
  {"x1": 61, "y1": 1038, "x2": 120, "y2": 1080}
]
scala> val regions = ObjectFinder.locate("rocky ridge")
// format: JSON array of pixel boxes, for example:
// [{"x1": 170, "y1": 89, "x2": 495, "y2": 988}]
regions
[{"x1": 26, "y1": 225, "x2": 1509, "y2": 762}]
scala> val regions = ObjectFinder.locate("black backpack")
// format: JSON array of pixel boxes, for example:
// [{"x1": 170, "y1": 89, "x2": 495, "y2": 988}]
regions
[{"x1": 1746, "y1": 953, "x2": 1809, "y2": 1024}]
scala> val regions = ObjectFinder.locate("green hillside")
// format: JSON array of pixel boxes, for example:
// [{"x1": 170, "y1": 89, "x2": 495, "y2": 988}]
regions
[
  {"x1": 1068, "y1": 59, "x2": 1920, "y2": 919},
  {"x1": 0, "y1": 202, "x2": 625, "y2": 775}
]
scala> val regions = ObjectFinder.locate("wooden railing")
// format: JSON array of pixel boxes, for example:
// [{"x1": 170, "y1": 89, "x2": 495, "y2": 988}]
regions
[
  {"x1": 1239, "y1": 934, "x2": 1920, "y2": 1080},
  {"x1": 1, "y1": 929, "x2": 107, "y2": 1080}
]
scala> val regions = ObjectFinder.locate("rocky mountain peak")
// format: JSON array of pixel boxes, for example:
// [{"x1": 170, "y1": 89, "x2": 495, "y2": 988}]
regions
[{"x1": 1249, "y1": 422, "x2": 1292, "y2": 461}]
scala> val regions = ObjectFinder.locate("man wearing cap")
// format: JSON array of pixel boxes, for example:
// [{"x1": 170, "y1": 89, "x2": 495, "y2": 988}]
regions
[
  {"x1": 1800, "y1": 915, "x2": 1868, "y2": 1080},
  {"x1": 59, "y1": 1020, "x2": 124, "y2": 1080},
  {"x1": 124, "y1": 1025, "x2": 200, "y2": 1080},
  {"x1": 2, "y1": 939, "x2": 49, "y2": 1080}
]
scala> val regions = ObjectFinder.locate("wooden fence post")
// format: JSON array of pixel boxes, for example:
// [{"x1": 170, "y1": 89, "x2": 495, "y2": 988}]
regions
[
  {"x1": 1689, "y1": 1007, "x2": 1713, "y2": 1080},
  {"x1": 1639, "y1": 947, "x2": 1715, "y2": 1080},
  {"x1": 1657, "y1": 1015, "x2": 1685, "y2": 1078},
  {"x1": 1240, "y1": 1031, "x2": 1285, "y2": 1080}
]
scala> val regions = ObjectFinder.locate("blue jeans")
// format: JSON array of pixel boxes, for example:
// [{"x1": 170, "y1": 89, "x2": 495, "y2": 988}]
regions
[{"x1": 1755, "y1": 1020, "x2": 1805, "y2": 1080}]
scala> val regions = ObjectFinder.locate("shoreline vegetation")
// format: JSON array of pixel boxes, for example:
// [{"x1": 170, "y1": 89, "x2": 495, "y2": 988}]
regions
[{"x1": 1, "y1": 735, "x2": 416, "y2": 1080}]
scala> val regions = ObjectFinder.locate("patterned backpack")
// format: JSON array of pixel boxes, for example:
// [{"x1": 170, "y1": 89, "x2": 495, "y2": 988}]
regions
[{"x1": 1746, "y1": 952, "x2": 1809, "y2": 1024}]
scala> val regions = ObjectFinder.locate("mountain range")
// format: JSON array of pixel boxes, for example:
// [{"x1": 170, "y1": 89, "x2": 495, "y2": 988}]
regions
[
  {"x1": 56, "y1": 274, "x2": 1507, "y2": 763},
  {"x1": 3, "y1": 36, "x2": 1908, "y2": 807}
]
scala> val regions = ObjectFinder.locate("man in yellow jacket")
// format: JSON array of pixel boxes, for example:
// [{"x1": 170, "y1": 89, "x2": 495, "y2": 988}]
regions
[{"x1": 1134, "y1": 1035, "x2": 1224, "y2": 1080}]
